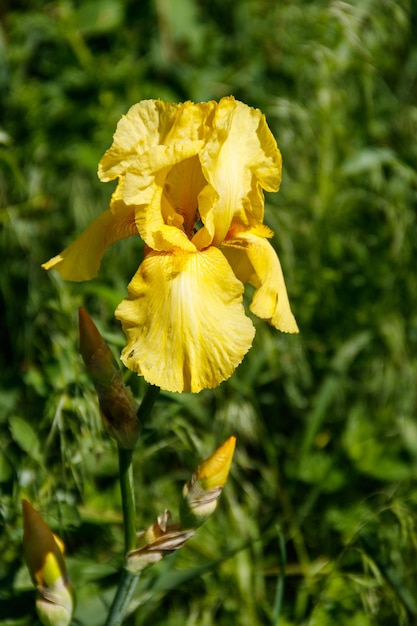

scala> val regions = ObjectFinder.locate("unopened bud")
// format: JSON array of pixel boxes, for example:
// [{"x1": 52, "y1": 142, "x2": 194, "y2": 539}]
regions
[
  {"x1": 78, "y1": 307, "x2": 140, "y2": 449},
  {"x1": 22, "y1": 500, "x2": 74, "y2": 626},
  {"x1": 180, "y1": 436, "x2": 236, "y2": 529}
]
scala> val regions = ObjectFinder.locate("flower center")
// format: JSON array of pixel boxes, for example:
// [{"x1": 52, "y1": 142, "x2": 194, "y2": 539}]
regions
[{"x1": 163, "y1": 156, "x2": 207, "y2": 241}]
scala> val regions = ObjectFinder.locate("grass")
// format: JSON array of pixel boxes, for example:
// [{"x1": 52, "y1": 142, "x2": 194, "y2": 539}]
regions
[{"x1": 1, "y1": 0, "x2": 417, "y2": 624}]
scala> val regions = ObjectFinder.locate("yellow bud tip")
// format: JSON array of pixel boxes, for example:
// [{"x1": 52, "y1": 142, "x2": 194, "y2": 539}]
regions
[
  {"x1": 196, "y1": 436, "x2": 236, "y2": 490},
  {"x1": 22, "y1": 500, "x2": 68, "y2": 589}
]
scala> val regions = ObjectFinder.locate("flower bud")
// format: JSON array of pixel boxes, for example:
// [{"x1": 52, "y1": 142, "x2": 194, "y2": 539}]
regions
[
  {"x1": 78, "y1": 307, "x2": 141, "y2": 449},
  {"x1": 180, "y1": 436, "x2": 236, "y2": 529},
  {"x1": 22, "y1": 500, "x2": 74, "y2": 626}
]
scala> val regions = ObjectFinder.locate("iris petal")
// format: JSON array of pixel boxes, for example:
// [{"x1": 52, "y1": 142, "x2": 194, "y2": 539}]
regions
[
  {"x1": 103, "y1": 102, "x2": 215, "y2": 252},
  {"x1": 163, "y1": 156, "x2": 207, "y2": 239},
  {"x1": 222, "y1": 229, "x2": 298, "y2": 333},
  {"x1": 42, "y1": 205, "x2": 137, "y2": 281},
  {"x1": 131, "y1": 159, "x2": 202, "y2": 253},
  {"x1": 98, "y1": 100, "x2": 181, "y2": 182},
  {"x1": 111, "y1": 178, "x2": 186, "y2": 250},
  {"x1": 116, "y1": 247, "x2": 255, "y2": 393},
  {"x1": 198, "y1": 97, "x2": 282, "y2": 247},
  {"x1": 100, "y1": 100, "x2": 214, "y2": 203}
]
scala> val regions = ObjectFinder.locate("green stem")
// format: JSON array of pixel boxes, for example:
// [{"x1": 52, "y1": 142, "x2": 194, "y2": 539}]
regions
[
  {"x1": 105, "y1": 569, "x2": 141, "y2": 626},
  {"x1": 105, "y1": 447, "x2": 137, "y2": 626},
  {"x1": 272, "y1": 527, "x2": 286, "y2": 625},
  {"x1": 118, "y1": 447, "x2": 137, "y2": 553},
  {"x1": 105, "y1": 385, "x2": 160, "y2": 626},
  {"x1": 137, "y1": 384, "x2": 160, "y2": 424}
]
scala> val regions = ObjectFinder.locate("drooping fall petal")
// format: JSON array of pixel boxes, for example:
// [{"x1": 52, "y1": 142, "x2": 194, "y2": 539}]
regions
[
  {"x1": 42, "y1": 204, "x2": 137, "y2": 281},
  {"x1": 223, "y1": 227, "x2": 298, "y2": 333},
  {"x1": 115, "y1": 247, "x2": 255, "y2": 393}
]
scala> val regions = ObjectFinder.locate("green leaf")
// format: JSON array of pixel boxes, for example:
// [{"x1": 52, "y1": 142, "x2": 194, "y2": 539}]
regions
[
  {"x1": 8, "y1": 416, "x2": 42, "y2": 463},
  {"x1": 0, "y1": 450, "x2": 13, "y2": 482}
]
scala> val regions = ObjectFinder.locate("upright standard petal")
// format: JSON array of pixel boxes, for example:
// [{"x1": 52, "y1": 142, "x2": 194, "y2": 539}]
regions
[
  {"x1": 42, "y1": 204, "x2": 138, "y2": 281},
  {"x1": 98, "y1": 100, "x2": 181, "y2": 181},
  {"x1": 101, "y1": 100, "x2": 214, "y2": 203},
  {"x1": 118, "y1": 103, "x2": 215, "y2": 248},
  {"x1": 197, "y1": 96, "x2": 282, "y2": 248},
  {"x1": 115, "y1": 247, "x2": 255, "y2": 393},
  {"x1": 222, "y1": 227, "x2": 298, "y2": 333}
]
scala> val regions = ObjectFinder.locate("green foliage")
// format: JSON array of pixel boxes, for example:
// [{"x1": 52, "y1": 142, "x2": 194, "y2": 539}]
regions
[{"x1": 1, "y1": 0, "x2": 417, "y2": 624}]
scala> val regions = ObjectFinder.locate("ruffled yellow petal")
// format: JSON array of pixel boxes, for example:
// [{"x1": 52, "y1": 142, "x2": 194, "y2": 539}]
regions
[
  {"x1": 100, "y1": 100, "x2": 214, "y2": 204},
  {"x1": 196, "y1": 96, "x2": 282, "y2": 248},
  {"x1": 222, "y1": 228, "x2": 298, "y2": 333},
  {"x1": 42, "y1": 204, "x2": 137, "y2": 281},
  {"x1": 115, "y1": 247, "x2": 255, "y2": 393},
  {"x1": 122, "y1": 141, "x2": 205, "y2": 206},
  {"x1": 103, "y1": 102, "x2": 215, "y2": 253},
  {"x1": 98, "y1": 100, "x2": 181, "y2": 181}
]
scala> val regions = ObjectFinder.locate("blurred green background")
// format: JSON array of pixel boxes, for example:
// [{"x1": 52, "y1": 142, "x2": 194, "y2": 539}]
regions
[{"x1": 1, "y1": 0, "x2": 417, "y2": 624}]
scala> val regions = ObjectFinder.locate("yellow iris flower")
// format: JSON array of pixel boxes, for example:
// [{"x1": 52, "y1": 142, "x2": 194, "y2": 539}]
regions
[{"x1": 43, "y1": 96, "x2": 298, "y2": 393}]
